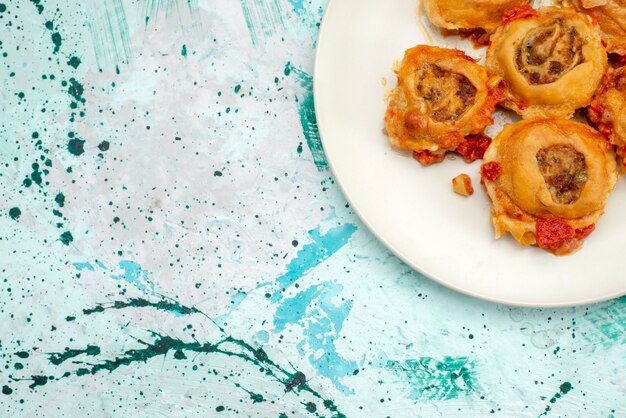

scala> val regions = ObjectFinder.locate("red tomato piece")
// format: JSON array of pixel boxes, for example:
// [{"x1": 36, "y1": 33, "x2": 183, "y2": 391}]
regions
[{"x1": 536, "y1": 218, "x2": 575, "y2": 249}]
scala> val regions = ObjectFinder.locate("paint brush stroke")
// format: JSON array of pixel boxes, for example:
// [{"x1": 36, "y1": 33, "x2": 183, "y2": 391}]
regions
[
  {"x1": 240, "y1": 0, "x2": 285, "y2": 46},
  {"x1": 579, "y1": 296, "x2": 626, "y2": 350},
  {"x1": 142, "y1": 0, "x2": 201, "y2": 28},
  {"x1": 386, "y1": 357, "x2": 479, "y2": 402},
  {"x1": 285, "y1": 62, "x2": 328, "y2": 171},
  {"x1": 87, "y1": 0, "x2": 131, "y2": 71},
  {"x1": 270, "y1": 223, "x2": 357, "y2": 302}
]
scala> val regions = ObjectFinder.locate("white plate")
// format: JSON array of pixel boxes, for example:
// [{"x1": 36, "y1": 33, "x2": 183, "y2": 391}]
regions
[{"x1": 314, "y1": 0, "x2": 626, "y2": 307}]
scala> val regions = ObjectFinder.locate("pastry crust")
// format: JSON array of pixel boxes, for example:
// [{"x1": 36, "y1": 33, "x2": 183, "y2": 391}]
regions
[
  {"x1": 588, "y1": 66, "x2": 626, "y2": 167},
  {"x1": 486, "y1": 6, "x2": 608, "y2": 119},
  {"x1": 481, "y1": 119, "x2": 617, "y2": 255},
  {"x1": 569, "y1": 0, "x2": 626, "y2": 55},
  {"x1": 423, "y1": 0, "x2": 531, "y2": 32},
  {"x1": 384, "y1": 45, "x2": 500, "y2": 164}
]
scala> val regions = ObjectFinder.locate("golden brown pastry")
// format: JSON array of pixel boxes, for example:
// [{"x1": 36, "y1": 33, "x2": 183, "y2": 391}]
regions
[
  {"x1": 423, "y1": 0, "x2": 531, "y2": 32},
  {"x1": 384, "y1": 45, "x2": 501, "y2": 165},
  {"x1": 568, "y1": 0, "x2": 626, "y2": 55},
  {"x1": 589, "y1": 66, "x2": 626, "y2": 168},
  {"x1": 486, "y1": 6, "x2": 608, "y2": 119},
  {"x1": 481, "y1": 119, "x2": 617, "y2": 255}
]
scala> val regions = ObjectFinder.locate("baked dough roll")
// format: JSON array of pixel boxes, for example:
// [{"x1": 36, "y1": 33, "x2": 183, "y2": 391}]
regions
[
  {"x1": 481, "y1": 119, "x2": 617, "y2": 255},
  {"x1": 486, "y1": 6, "x2": 608, "y2": 119},
  {"x1": 384, "y1": 45, "x2": 501, "y2": 165},
  {"x1": 589, "y1": 67, "x2": 626, "y2": 168},
  {"x1": 569, "y1": 0, "x2": 626, "y2": 55},
  {"x1": 423, "y1": 0, "x2": 531, "y2": 32}
]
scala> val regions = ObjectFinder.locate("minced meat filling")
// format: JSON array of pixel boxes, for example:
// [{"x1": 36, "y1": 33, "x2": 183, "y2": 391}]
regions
[
  {"x1": 536, "y1": 145, "x2": 587, "y2": 204},
  {"x1": 416, "y1": 64, "x2": 477, "y2": 122},
  {"x1": 515, "y1": 19, "x2": 583, "y2": 85}
]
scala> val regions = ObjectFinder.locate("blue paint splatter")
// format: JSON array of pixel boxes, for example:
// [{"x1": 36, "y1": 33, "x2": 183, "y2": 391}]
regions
[
  {"x1": 111, "y1": 260, "x2": 155, "y2": 295},
  {"x1": 274, "y1": 281, "x2": 357, "y2": 394},
  {"x1": 256, "y1": 330, "x2": 269, "y2": 343},
  {"x1": 287, "y1": 0, "x2": 305, "y2": 15},
  {"x1": 72, "y1": 262, "x2": 94, "y2": 272},
  {"x1": 270, "y1": 223, "x2": 357, "y2": 302}
]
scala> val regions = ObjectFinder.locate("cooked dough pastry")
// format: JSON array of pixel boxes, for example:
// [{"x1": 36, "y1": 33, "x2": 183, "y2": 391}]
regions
[
  {"x1": 481, "y1": 119, "x2": 617, "y2": 255},
  {"x1": 486, "y1": 6, "x2": 608, "y2": 119},
  {"x1": 589, "y1": 66, "x2": 626, "y2": 168},
  {"x1": 569, "y1": 0, "x2": 626, "y2": 55},
  {"x1": 423, "y1": 0, "x2": 531, "y2": 32},
  {"x1": 384, "y1": 45, "x2": 501, "y2": 165}
]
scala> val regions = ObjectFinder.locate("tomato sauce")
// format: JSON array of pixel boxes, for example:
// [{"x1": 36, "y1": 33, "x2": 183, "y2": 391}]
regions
[
  {"x1": 502, "y1": 5, "x2": 538, "y2": 25},
  {"x1": 456, "y1": 133, "x2": 492, "y2": 163},
  {"x1": 480, "y1": 161, "x2": 501, "y2": 181}
]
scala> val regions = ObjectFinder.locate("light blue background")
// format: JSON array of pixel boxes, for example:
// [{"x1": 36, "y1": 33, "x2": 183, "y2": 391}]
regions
[{"x1": 0, "y1": 0, "x2": 624, "y2": 416}]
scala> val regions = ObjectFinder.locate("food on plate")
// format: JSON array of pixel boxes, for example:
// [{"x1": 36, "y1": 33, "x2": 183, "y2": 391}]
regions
[
  {"x1": 423, "y1": 0, "x2": 531, "y2": 32},
  {"x1": 481, "y1": 119, "x2": 617, "y2": 255},
  {"x1": 588, "y1": 66, "x2": 626, "y2": 168},
  {"x1": 452, "y1": 173, "x2": 474, "y2": 196},
  {"x1": 384, "y1": 45, "x2": 502, "y2": 165},
  {"x1": 568, "y1": 0, "x2": 626, "y2": 55},
  {"x1": 485, "y1": 6, "x2": 608, "y2": 119}
]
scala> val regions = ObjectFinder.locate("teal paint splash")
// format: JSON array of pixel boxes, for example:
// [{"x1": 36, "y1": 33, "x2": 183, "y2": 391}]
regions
[
  {"x1": 67, "y1": 56, "x2": 81, "y2": 69},
  {"x1": 239, "y1": 0, "x2": 285, "y2": 46},
  {"x1": 386, "y1": 357, "x2": 479, "y2": 402},
  {"x1": 539, "y1": 382, "x2": 573, "y2": 417},
  {"x1": 51, "y1": 32, "x2": 62, "y2": 54},
  {"x1": 67, "y1": 138, "x2": 85, "y2": 156},
  {"x1": 68, "y1": 78, "x2": 85, "y2": 104},
  {"x1": 274, "y1": 281, "x2": 357, "y2": 394},
  {"x1": 30, "y1": 0, "x2": 43, "y2": 14},
  {"x1": 59, "y1": 231, "x2": 74, "y2": 245},
  {"x1": 81, "y1": 297, "x2": 201, "y2": 317},
  {"x1": 54, "y1": 193, "x2": 65, "y2": 207},
  {"x1": 16, "y1": 330, "x2": 346, "y2": 417},
  {"x1": 269, "y1": 223, "x2": 357, "y2": 302},
  {"x1": 8, "y1": 207, "x2": 21, "y2": 220},
  {"x1": 284, "y1": 62, "x2": 328, "y2": 171},
  {"x1": 48, "y1": 345, "x2": 101, "y2": 365}
]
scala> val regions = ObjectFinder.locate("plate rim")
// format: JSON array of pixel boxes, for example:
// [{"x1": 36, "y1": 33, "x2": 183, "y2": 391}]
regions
[{"x1": 313, "y1": 0, "x2": 626, "y2": 308}]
